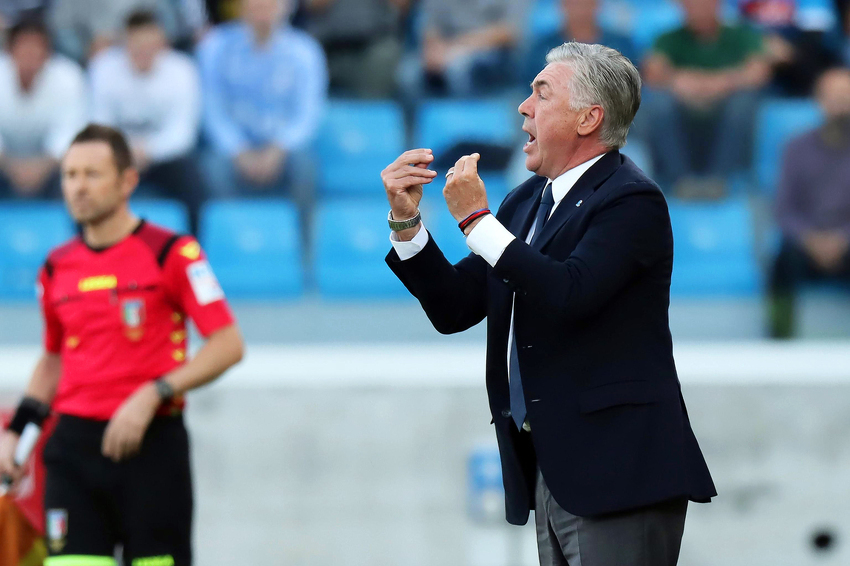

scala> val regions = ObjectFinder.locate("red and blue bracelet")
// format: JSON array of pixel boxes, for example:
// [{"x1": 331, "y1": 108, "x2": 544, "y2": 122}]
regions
[{"x1": 458, "y1": 208, "x2": 491, "y2": 233}]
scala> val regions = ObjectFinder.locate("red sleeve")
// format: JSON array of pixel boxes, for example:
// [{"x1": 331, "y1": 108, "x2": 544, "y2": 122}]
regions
[
  {"x1": 163, "y1": 236, "x2": 235, "y2": 337},
  {"x1": 38, "y1": 265, "x2": 63, "y2": 353}
]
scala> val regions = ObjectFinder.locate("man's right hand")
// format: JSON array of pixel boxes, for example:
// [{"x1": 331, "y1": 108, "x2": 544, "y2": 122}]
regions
[
  {"x1": 0, "y1": 430, "x2": 23, "y2": 488},
  {"x1": 381, "y1": 149, "x2": 437, "y2": 240},
  {"x1": 804, "y1": 231, "x2": 850, "y2": 273}
]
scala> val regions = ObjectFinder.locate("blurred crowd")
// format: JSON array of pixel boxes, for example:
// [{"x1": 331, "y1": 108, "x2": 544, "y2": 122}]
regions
[{"x1": 0, "y1": 0, "x2": 849, "y2": 338}]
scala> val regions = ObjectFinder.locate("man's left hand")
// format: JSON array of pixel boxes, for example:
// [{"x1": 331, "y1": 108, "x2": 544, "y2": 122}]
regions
[
  {"x1": 443, "y1": 153, "x2": 488, "y2": 226},
  {"x1": 102, "y1": 383, "x2": 161, "y2": 462}
]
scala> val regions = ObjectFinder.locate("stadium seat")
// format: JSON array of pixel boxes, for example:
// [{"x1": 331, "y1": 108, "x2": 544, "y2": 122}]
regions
[
  {"x1": 315, "y1": 199, "x2": 410, "y2": 298},
  {"x1": 316, "y1": 99, "x2": 405, "y2": 196},
  {"x1": 631, "y1": 1, "x2": 683, "y2": 53},
  {"x1": 0, "y1": 203, "x2": 74, "y2": 301},
  {"x1": 755, "y1": 99, "x2": 822, "y2": 194},
  {"x1": 131, "y1": 199, "x2": 190, "y2": 234},
  {"x1": 668, "y1": 197, "x2": 762, "y2": 296},
  {"x1": 200, "y1": 200, "x2": 303, "y2": 298},
  {"x1": 415, "y1": 99, "x2": 519, "y2": 159}
]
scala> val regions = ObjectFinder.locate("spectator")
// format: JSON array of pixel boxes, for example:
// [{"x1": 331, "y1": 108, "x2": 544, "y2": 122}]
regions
[
  {"x1": 197, "y1": 0, "x2": 326, "y2": 252},
  {"x1": 0, "y1": 1, "x2": 50, "y2": 30},
  {"x1": 769, "y1": 68, "x2": 850, "y2": 338},
  {"x1": 740, "y1": 0, "x2": 841, "y2": 96},
  {"x1": 398, "y1": 0, "x2": 526, "y2": 98},
  {"x1": 89, "y1": 11, "x2": 206, "y2": 235},
  {"x1": 642, "y1": 0, "x2": 771, "y2": 196},
  {"x1": 523, "y1": 0, "x2": 636, "y2": 85},
  {"x1": 0, "y1": 19, "x2": 87, "y2": 199},
  {"x1": 48, "y1": 0, "x2": 199, "y2": 63},
  {"x1": 304, "y1": 0, "x2": 407, "y2": 98}
]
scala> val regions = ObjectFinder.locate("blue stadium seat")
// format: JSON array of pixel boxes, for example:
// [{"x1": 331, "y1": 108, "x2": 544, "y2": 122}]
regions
[
  {"x1": 668, "y1": 197, "x2": 761, "y2": 296},
  {"x1": 131, "y1": 199, "x2": 190, "y2": 233},
  {"x1": 316, "y1": 199, "x2": 410, "y2": 298},
  {"x1": 316, "y1": 99, "x2": 405, "y2": 196},
  {"x1": 200, "y1": 200, "x2": 303, "y2": 298},
  {"x1": 631, "y1": 2, "x2": 683, "y2": 53},
  {"x1": 415, "y1": 99, "x2": 519, "y2": 158},
  {"x1": 0, "y1": 203, "x2": 74, "y2": 301},
  {"x1": 755, "y1": 99, "x2": 822, "y2": 194}
]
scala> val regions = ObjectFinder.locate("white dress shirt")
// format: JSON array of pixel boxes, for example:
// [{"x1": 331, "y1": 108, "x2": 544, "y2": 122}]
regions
[{"x1": 389, "y1": 154, "x2": 605, "y2": 403}]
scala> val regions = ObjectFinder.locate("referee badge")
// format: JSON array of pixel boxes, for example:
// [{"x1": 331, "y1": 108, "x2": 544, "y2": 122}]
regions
[
  {"x1": 46, "y1": 508, "x2": 68, "y2": 552},
  {"x1": 122, "y1": 299, "x2": 146, "y2": 341}
]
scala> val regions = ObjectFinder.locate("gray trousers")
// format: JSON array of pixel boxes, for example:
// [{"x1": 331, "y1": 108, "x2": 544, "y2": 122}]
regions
[{"x1": 535, "y1": 469, "x2": 688, "y2": 566}]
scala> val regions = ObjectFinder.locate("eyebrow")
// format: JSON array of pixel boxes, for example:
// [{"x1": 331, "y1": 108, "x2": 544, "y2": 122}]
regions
[{"x1": 531, "y1": 79, "x2": 551, "y2": 91}]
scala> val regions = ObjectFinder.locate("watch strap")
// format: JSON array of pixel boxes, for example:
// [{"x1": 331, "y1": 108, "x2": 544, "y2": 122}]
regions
[{"x1": 388, "y1": 209, "x2": 422, "y2": 232}]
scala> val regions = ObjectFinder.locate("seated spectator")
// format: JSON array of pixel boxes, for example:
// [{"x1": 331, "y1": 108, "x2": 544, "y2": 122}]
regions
[
  {"x1": 90, "y1": 11, "x2": 205, "y2": 235},
  {"x1": 398, "y1": 0, "x2": 526, "y2": 99},
  {"x1": 524, "y1": 0, "x2": 636, "y2": 85},
  {"x1": 48, "y1": 0, "x2": 203, "y2": 63},
  {"x1": 197, "y1": 0, "x2": 326, "y2": 249},
  {"x1": 304, "y1": 0, "x2": 407, "y2": 98},
  {"x1": 769, "y1": 68, "x2": 850, "y2": 338},
  {"x1": 0, "y1": 20, "x2": 87, "y2": 199},
  {"x1": 641, "y1": 0, "x2": 771, "y2": 195},
  {"x1": 740, "y1": 0, "x2": 841, "y2": 96}
]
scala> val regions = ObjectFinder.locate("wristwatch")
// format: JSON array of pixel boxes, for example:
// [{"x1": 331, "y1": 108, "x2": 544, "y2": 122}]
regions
[
  {"x1": 153, "y1": 378, "x2": 175, "y2": 402},
  {"x1": 388, "y1": 209, "x2": 421, "y2": 232}
]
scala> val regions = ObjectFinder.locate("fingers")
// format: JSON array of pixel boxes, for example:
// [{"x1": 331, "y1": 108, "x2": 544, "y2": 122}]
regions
[
  {"x1": 449, "y1": 153, "x2": 482, "y2": 183},
  {"x1": 389, "y1": 165, "x2": 438, "y2": 180},
  {"x1": 392, "y1": 176, "x2": 435, "y2": 187},
  {"x1": 396, "y1": 148, "x2": 433, "y2": 167}
]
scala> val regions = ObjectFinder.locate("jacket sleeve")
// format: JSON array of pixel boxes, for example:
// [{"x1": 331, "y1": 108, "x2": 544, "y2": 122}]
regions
[
  {"x1": 491, "y1": 184, "x2": 671, "y2": 324},
  {"x1": 386, "y1": 233, "x2": 489, "y2": 335}
]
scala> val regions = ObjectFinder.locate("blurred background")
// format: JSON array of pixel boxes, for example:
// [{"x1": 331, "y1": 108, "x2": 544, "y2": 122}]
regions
[{"x1": 0, "y1": 0, "x2": 850, "y2": 564}]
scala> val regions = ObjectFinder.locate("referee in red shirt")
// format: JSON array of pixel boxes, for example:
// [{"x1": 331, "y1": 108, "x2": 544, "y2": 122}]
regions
[{"x1": 0, "y1": 125, "x2": 244, "y2": 566}]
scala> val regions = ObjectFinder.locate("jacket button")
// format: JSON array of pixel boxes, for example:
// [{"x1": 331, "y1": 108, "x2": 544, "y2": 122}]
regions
[{"x1": 501, "y1": 409, "x2": 511, "y2": 418}]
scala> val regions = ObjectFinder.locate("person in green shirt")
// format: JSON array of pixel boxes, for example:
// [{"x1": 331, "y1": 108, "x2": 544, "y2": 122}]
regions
[{"x1": 641, "y1": 0, "x2": 771, "y2": 195}]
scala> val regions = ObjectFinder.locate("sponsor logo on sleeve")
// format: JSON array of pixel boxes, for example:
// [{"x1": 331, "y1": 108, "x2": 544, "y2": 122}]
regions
[
  {"x1": 186, "y1": 260, "x2": 225, "y2": 306},
  {"x1": 179, "y1": 241, "x2": 202, "y2": 261},
  {"x1": 46, "y1": 508, "x2": 68, "y2": 552}
]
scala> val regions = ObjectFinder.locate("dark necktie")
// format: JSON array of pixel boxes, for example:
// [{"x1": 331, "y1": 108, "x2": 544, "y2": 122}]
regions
[{"x1": 509, "y1": 182, "x2": 554, "y2": 430}]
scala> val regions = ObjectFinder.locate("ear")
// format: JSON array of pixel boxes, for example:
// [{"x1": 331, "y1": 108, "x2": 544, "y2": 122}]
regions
[
  {"x1": 120, "y1": 167, "x2": 140, "y2": 199},
  {"x1": 577, "y1": 105, "x2": 604, "y2": 138}
]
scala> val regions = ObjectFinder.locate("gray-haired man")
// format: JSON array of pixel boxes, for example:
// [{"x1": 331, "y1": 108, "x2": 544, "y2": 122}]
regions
[{"x1": 383, "y1": 43, "x2": 716, "y2": 565}]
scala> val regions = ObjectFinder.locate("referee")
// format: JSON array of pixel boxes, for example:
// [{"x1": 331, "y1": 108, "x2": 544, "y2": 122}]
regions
[{"x1": 0, "y1": 125, "x2": 244, "y2": 566}]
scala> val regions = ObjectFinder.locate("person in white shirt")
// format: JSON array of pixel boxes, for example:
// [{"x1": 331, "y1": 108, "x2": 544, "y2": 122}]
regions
[
  {"x1": 0, "y1": 19, "x2": 87, "y2": 199},
  {"x1": 89, "y1": 10, "x2": 206, "y2": 234}
]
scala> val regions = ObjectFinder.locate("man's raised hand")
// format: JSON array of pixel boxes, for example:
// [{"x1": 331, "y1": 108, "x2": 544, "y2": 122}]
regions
[{"x1": 381, "y1": 149, "x2": 437, "y2": 220}]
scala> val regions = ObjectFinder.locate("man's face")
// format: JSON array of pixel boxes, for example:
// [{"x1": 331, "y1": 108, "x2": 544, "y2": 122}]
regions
[
  {"x1": 9, "y1": 31, "x2": 49, "y2": 81},
  {"x1": 61, "y1": 142, "x2": 134, "y2": 225},
  {"x1": 126, "y1": 24, "x2": 166, "y2": 73},
  {"x1": 817, "y1": 71, "x2": 850, "y2": 119},
  {"x1": 242, "y1": 0, "x2": 287, "y2": 30},
  {"x1": 561, "y1": 0, "x2": 597, "y2": 21},
  {"x1": 681, "y1": 0, "x2": 720, "y2": 33},
  {"x1": 518, "y1": 63, "x2": 583, "y2": 179}
]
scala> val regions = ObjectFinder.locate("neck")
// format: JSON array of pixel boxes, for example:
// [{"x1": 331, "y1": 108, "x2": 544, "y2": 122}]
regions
[
  {"x1": 550, "y1": 144, "x2": 609, "y2": 179},
  {"x1": 83, "y1": 206, "x2": 139, "y2": 249},
  {"x1": 17, "y1": 71, "x2": 36, "y2": 92},
  {"x1": 252, "y1": 24, "x2": 275, "y2": 46},
  {"x1": 691, "y1": 20, "x2": 720, "y2": 40}
]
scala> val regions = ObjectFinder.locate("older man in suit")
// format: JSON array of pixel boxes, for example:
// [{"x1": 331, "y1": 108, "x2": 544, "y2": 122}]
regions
[{"x1": 382, "y1": 42, "x2": 716, "y2": 565}]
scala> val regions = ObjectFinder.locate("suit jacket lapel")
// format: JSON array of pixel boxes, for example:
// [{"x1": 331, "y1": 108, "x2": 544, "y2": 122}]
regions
[
  {"x1": 532, "y1": 151, "x2": 622, "y2": 252},
  {"x1": 507, "y1": 176, "x2": 547, "y2": 240}
]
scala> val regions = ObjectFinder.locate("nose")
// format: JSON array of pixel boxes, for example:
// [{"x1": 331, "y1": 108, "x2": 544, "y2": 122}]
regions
[{"x1": 518, "y1": 94, "x2": 533, "y2": 118}]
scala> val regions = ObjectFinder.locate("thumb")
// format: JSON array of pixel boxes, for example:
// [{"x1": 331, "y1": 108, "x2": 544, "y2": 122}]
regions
[{"x1": 469, "y1": 153, "x2": 480, "y2": 174}]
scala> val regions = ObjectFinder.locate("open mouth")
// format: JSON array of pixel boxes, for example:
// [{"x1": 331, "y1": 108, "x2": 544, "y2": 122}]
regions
[{"x1": 524, "y1": 133, "x2": 537, "y2": 151}]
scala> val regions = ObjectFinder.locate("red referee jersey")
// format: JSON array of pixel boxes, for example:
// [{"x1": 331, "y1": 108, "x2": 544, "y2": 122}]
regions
[{"x1": 38, "y1": 220, "x2": 235, "y2": 420}]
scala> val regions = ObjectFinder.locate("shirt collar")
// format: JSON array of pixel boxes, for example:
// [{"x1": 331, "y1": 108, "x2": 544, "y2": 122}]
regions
[{"x1": 548, "y1": 153, "x2": 606, "y2": 205}]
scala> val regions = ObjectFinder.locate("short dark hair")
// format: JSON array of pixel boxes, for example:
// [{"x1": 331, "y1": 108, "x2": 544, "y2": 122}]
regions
[
  {"x1": 6, "y1": 18, "x2": 51, "y2": 50},
  {"x1": 126, "y1": 10, "x2": 160, "y2": 30},
  {"x1": 70, "y1": 124, "x2": 134, "y2": 172}
]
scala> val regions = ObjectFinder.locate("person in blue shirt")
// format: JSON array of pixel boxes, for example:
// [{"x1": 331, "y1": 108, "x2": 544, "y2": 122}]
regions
[
  {"x1": 523, "y1": 0, "x2": 636, "y2": 86},
  {"x1": 197, "y1": 0, "x2": 328, "y2": 254}
]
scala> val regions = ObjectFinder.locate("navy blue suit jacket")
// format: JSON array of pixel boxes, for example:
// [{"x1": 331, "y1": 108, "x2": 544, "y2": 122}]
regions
[{"x1": 386, "y1": 151, "x2": 716, "y2": 523}]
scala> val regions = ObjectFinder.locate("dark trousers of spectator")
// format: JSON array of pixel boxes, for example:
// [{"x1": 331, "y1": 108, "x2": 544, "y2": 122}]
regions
[
  {"x1": 0, "y1": 170, "x2": 61, "y2": 200},
  {"x1": 324, "y1": 36, "x2": 402, "y2": 98},
  {"x1": 639, "y1": 89, "x2": 760, "y2": 190},
  {"x1": 768, "y1": 238, "x2": 850, "y2": 338},
  {"x1": 135, "y1": 155, "x2": 207, "y2": 236}
]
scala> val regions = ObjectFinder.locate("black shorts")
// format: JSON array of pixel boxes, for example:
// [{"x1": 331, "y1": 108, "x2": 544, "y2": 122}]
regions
[{"x1": 42, "y1": 414, "x2": 193, "y2": 566}]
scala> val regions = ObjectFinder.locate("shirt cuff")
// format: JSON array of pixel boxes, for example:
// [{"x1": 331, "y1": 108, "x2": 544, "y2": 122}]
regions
[
  {"x1": 465, "y1": 214, "x2": 516, "y2": 267},
  {"x1": 389, "y1": 223, "x2": 430, "y2": 261}
]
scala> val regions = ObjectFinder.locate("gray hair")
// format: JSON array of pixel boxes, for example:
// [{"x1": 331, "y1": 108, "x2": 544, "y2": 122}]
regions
[{"x1": 545, "y1": 42, "x2": 642, "y2": 149}]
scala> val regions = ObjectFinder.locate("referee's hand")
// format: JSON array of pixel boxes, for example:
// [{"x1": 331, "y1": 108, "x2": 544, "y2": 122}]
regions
[
  {"x1": 0, "y1": 430, "x2": 23, "y2": 489},
  {"x1": 102, "y1": 383, "x2": 160, "y2": 462}
]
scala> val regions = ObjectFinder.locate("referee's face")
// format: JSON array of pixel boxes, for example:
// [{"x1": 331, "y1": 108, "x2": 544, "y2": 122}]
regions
[{"x1": 61, "y1": 142, "x2": 137, "y2": 226}]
